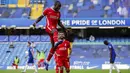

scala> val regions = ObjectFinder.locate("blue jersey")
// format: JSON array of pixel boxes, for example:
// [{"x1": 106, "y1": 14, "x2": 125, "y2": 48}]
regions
[
  {"x1": 28, "y1": 46, "x2": 34, "y2": 58},
  {"x1": 27, "y1": 46, "x2": 34, "y2": 63},
  {"x1": 108, "y1": 43, "x2": 116, "y2": 56},
  {"x1": 108, "y1": 43, "x2": 116, "y2": 63}
]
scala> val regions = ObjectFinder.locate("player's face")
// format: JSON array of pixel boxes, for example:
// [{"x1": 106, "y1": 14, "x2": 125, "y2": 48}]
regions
[
  {"x1": 54, "y1": 3, "x2": 61, "y2": 11},
  {"x1": 58, "y1": 32, "x2": 65, "y2": 39},
  {"x1": 104, "y1": 41, "x2": 108, "y2": 45},
  {"x1": 28, "y1": 43, "x2": 31, "y2": 46},
  {"x1": 28, "y1": 42, "x2": 31, "y2": 46}
]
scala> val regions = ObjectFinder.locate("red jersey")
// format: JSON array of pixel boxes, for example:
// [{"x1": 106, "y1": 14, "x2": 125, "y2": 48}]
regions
[
  {"x1": 43, "y1": 7, "x2": 61, "y2": 31},
  {"x1": 55, "y1": 40, "x2": 70, "y2": 58}
]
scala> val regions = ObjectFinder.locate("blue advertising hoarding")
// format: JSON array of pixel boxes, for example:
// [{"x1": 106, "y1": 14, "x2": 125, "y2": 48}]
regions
[
  {"x1": 61, "y1": 18, "x2": 130, "y2": 27},
  {"x1": 0, "y1": 18, "x2": 130, "y2": 27},
  {"x1": 0, "y1": 43, "x2": 130, "y2": 70}
]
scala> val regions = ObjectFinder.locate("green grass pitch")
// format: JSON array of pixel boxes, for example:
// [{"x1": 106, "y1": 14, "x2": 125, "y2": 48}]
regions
[{"x1": 0, "y1": 69, "x2": 130, "y2": 73}]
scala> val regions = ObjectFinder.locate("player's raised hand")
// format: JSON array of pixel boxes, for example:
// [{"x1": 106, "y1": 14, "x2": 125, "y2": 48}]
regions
[{"x1": 32, "y1": 22, "x2": 36, "y2": 28}]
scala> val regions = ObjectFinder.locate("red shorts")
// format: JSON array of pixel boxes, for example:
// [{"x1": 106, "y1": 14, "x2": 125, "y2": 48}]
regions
[
  {"x1": 12, "y1": 63, "x2": 18, "y2": 66},
  {"x1": 56, "y1": 57, "x2": 70, "y2": 69},
  {"x1": 45, "y1": 27, "x2": 58, "y2": 43},
  {"x1": 38, "y1": 59, "x2": 44, "y2": 64}
]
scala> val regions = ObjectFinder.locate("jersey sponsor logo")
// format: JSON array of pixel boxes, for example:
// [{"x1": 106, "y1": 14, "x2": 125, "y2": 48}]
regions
[
  {"x1": 59, "y1": 47, "x2": 67, "y2": 50},
  {"x1": 50, "y1": 15, "x2": 59, "y2": 19}
]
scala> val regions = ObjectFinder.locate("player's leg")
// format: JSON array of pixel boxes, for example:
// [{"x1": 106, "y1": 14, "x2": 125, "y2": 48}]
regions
[
  {"x1": 46, "y1": 38, "x2": 55, "y2": 62},
  {"x1": 113, "y1": 64, "x2": 120, "y2": 73},
  {"x1": 46, "y1": 28, "x2": 62, "y2": 62},
  {"x1": 59, "y1": 66, "x2": 64, "y2": 73},
  {"x1": 109, "y1": 63, "x2": 113, "y2": 73},
  {"x1": 44, "y1": 28, "x2": 63, "y2": 70},
  {"x1": 51, "y1": 28, "x2": 63, "y2": 49},
  {"x1": 16, "y1": 64, "x2": 18, "y2": 69},
  {"x1": 65, "y1": 68, "x2": 70, "y2": 73},
  {"x1": 22, "y1": 63, "x2": 28, "y2": 73},
  {"x1": 23, "y1": 58, "x2": 34, "y2": 72},
  {"x1": 112, "y1": 56, "x2": 121, "y2": 73},
  {"x1": 55, "y1": 65, "x2": 59, "y2": 73},
  {"x1": 54, "y1": 55, "x2": 59, "y2": 73},
  {"x1": 13, "y1": 64, "x2": 18, "y2": 69},
  {"x1": 109, "y1": 57, "x2": 114, "y2": 73},
  {"x1": 22, "y1": 59, "x2": 31, "y2": 73},
  {"x1": 43, "y1": 32, "x2": 54, "y2": 70},
  {"x1": 44, "y1": 35, "x2": 54, "y2": 70},
  {"x1": 59, "y1": 59, "x2": 63, "y2": 73},
  {"x1": 64, "y1": 59, "x2": 70, "y2": 73},
  {"x1": 12, "y1": 63, "x2": 15, "y2": 66},
  {"x1": 12, "y1": 63, "x2": 15, "y2": 69},
  {"x1": 32, "y1": 63, "x2": 38, "y2": 73},
  {"x1": 31, "y1": 59, "x2": 38, "y2": 73},
  {"x1": 38, "y1": 60, "x2": 41, "y2": 67},
  {"x1": 38, "y1": 59, "x2": 44, "y2": 68},
  {"x1": 40, "y1": 59, "x2": 44, "y2": 67},
  {"x1": 57, "y1": 58, "x2": 64, "y2": 73}
]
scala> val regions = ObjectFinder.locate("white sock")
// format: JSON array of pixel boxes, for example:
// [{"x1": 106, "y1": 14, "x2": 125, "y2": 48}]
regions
[
  {"x1": 34, "y1": 64, "x2": 38, "y2": 72},
  {"x1": 109, "y1": 64, "x2": 113, "y2": 73},
  {"x1": 23, "y1": 64, "x2": 28, "y2": 72},
  {"x1": 113, "y1": 64, "x2": 120, "y2": 73}
]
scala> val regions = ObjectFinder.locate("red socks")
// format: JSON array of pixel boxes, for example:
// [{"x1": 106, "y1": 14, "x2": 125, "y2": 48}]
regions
[
  {"x1": 60, "y1": 68, "x2": 63, "y2": 73},
  {"x1": 56, "y1": 65, "x2": 59, "y2": 73},
  {"x1": 47, "y1": 48, "x2": 55, "y2": 62}
]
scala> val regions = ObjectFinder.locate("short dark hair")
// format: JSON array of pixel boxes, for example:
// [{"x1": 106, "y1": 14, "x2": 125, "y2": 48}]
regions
[
  {"x1": 104, "y1": 40, "x2": 109, "y2": 45},
  {"x1": 28, "y1": 41, "x2": 31, "y2": 45},
  {"x1": 54, "y1": 0, "x2": 61, "y2": 6}
]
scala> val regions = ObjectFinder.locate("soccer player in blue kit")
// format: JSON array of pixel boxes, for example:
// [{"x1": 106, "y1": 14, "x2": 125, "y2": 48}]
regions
[
  {"x1": 104, "y1": 40, "x2": 121, "y2": 73},
  {"x1": 22, "y1": 42, "x2": 38, "y2": 73}
]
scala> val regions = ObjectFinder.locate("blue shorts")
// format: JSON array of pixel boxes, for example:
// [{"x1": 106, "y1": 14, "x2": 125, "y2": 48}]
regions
[
  {"x1": 28, "y1": 58, "x2": 34, "y2": 64},
  {"x1": 110, "y1": 55, "x2": 116, "y2": 63}
]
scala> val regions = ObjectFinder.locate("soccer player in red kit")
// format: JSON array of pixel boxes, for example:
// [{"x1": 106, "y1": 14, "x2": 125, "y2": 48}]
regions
[
  {"x1": 55, "y1": 42, "x2": 72, "y2": 73},
  {"x1": 55, "y1": 31, "x2": 71, "y2": 73},
  {"x1": 32, "y1": 1, "x2": 68, "y2": 70}
]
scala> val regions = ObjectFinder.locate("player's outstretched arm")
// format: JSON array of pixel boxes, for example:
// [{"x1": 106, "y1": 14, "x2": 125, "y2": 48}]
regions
[
  {"x1": 58, "y1": 19, "x2": 66, "y2": 31},
  {"x1": 68, "y1": 43, "x2": 72, "y2": 57},
  {"x1": 58, "y1": 19, "x2": 70, "y2": 37},
  {"x1": 32, "y1": 15, "x2": 44, "y2": 27},
  {"x1": 69, "y1": 48, "x2": 72, "y2": 56}
]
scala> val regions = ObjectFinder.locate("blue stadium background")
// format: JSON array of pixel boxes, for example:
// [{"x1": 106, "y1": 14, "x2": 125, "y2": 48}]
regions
[{"x1": 0, "y1": 0, "x2": 130, "y2": 70}]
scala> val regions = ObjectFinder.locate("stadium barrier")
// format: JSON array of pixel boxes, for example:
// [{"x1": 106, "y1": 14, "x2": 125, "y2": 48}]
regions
[
  {"x1": 0, "y1": 18, "x2": 130, "y2": 28},
  {"x1": 0, "y1": 43, "x2": 130, "y2": 70}
]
